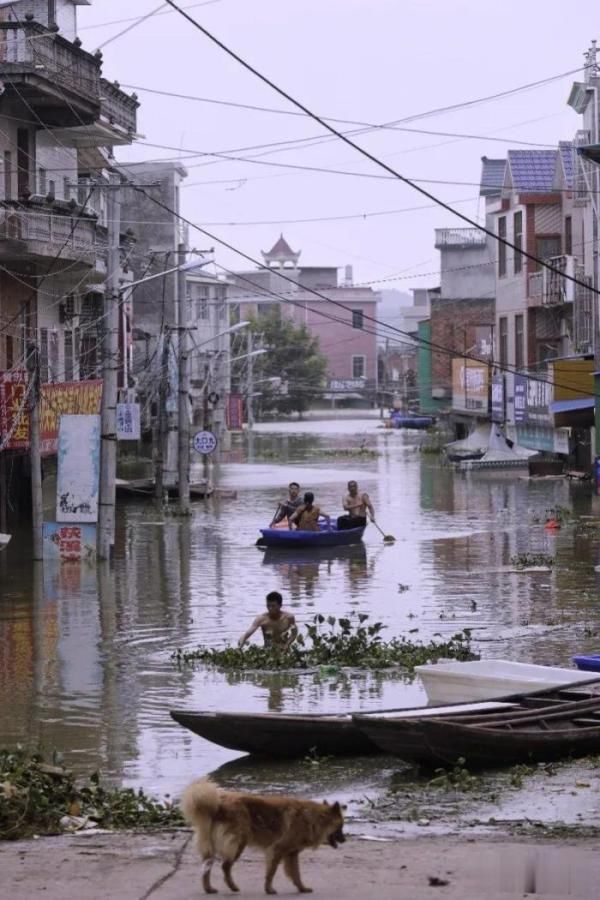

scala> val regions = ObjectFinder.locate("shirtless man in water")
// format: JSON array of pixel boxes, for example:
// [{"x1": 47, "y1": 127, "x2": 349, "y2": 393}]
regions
[
  {"x1": 238, "y1": 591, "x2": 298, "y2": 649},
  {"x1": 337, "y1": 480, "x2": 375, "y2": 530}
]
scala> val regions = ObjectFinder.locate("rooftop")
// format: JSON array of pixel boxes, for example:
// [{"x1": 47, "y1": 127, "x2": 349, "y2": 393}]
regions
[
  {"x1": 507, "y1": 149, "x2": 558, "y2": 193},
  {"x1": 480, "y1": 157, "x2": 506, "y2": 197}
]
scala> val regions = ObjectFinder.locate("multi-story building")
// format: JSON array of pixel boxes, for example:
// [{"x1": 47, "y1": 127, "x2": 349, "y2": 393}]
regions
[
  {"x1": 228, "y1": 235, "x2": 380, "y2": 407},
  {"x1": 0, "y1": 0, "x2": 139, "y2": 522}
]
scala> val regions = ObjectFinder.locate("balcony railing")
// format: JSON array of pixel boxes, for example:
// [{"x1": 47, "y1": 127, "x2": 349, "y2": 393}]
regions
[
  {"x1": 100, "y1": 78, "x2": 138, "y2": 135},
  {"x1": 0, "y1": 206, "x2": 105, "y2": 263},
  {"x1": 0, "y1": 22, "x2": 101, "y2": 108},
  {"x1": 435, "y1": 227, "x2": 487, "y2": 248},
  {"x1": 527, "y1": 255, "x2": 575, "y2": 306},
  {"x1": 573, "y1": 266, "x2": 594, "y2": 354}
]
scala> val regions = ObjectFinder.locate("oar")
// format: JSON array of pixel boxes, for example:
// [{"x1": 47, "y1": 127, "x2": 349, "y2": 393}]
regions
[
  {"x1": 371, "y1": 519, "x2": 396, "y2": 544},
  {"x1": 256, "y1": 504, "x2": 281, "y2": 547}
]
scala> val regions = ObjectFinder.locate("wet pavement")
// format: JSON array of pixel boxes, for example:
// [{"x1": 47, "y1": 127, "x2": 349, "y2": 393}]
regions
[{"x1": 2, "y1": 415, "x2": 600, "y2": 830}]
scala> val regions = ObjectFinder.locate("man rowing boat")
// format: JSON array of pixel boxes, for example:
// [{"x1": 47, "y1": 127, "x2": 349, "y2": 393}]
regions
[
  {"x1": 337, "y1": 480, "x2": 375, "y2": 530},
  {"x1": 270, "y1": 481, "x2": 303, "y2": 527}
]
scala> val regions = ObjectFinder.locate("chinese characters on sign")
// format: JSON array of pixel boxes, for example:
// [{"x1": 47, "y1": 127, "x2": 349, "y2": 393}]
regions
[
  {"x1": 56, "y1": 415, "x2": 101, "y2": 524},
  {"x1": 491, "y1": 374, "x2": 505, "y2": 423},
  {"x1": 451, "y1": 359, "x2": 489, "y2": 413},
  {"x1": 192, "y1": 430, "x2": 218, "y2": 455},
  {"x1": 42, "y1": 523, "x2": 97, "y2": 562},
  {"x1": 226, "y1": 393, "x2": 244, "y2": 430},
  {"x1": 116, "y1": 403, "x2": 141, "y2": 440}
]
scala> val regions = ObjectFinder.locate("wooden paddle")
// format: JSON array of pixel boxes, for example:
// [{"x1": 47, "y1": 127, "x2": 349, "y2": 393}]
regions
[{"x1": 371, "y1": 519, "x2": 396, "y2": 544}]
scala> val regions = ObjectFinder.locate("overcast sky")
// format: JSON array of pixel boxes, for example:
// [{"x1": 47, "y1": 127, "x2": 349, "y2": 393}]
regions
[{"x1": 78, "y1": 0, "x2": 597, "y2": 295}]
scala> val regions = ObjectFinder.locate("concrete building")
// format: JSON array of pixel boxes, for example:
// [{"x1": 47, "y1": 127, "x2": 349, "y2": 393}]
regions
[
  {"x1": 0, "y1": 0, "x2": 139, "y2": 523},
  {"x1": 228, "y1": 236, "x2": 380, "y2": 406}
]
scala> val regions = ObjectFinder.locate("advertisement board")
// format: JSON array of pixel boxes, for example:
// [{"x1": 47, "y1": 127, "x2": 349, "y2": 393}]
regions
[
  {"x1": 451, "y1": 359, "x2": 489, "y2": 413},
  {"x1": 56, "y1": 415, "x2": 101, "y2": 523}
]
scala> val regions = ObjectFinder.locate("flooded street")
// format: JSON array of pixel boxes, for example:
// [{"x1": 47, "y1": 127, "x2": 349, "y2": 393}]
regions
[{"x1": 2, "y1": 416, "x2": 600, "y2": 826}]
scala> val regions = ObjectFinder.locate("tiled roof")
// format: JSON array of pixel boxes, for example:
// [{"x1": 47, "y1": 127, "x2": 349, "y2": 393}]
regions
[
  {"x1": 558, "y1": 140, "x2": 575, "y2": 190},
  {"x1": 264, "y1": 233, "x2": 298, "y2": 258},
  {"x1": 507, "y1": 149, "x2": 558, "y2": 193},
  {"x1": 480, "y1": 157, "x2": 506, "y2": 197}
]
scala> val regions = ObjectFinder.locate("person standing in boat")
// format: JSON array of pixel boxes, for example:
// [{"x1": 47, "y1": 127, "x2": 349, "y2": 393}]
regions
[
  {"x1": 337, "y1": 480, "x2": 375, "y2": 530},
  {"x1": 270, "y1": 481, "x2": 303, "y2": 527},
  {"x1": 238, "y1": 591, "x2": 298, "y2": 648},
  {"x1": 288, "y1": 491, "x2": 330, "y2": 532}
]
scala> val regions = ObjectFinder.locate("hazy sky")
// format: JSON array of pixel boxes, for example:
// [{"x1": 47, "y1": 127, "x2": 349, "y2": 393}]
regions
[{"x1": 78, "y1": 0, "x2": 598, "y2": 294}]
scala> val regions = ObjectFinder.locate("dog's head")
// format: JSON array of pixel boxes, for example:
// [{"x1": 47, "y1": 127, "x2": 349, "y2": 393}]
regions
[{"x1": 322, "y1": 800, "x2": 346, "y2": 848}]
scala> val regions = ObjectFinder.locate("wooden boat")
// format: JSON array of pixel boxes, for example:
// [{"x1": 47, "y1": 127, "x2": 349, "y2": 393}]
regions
[
  {"x1": 415, "y1": 659, "x2": 597, "y2": 704},
  {"x1": 115, "y1": 478, "x2": 212, "y2": 499},
  {"x1": 258, "y1": 523, "x2": 365, "y2": 549},
  {"x1": 356, "y1": 692, "x2": 600, "y2": 768},
  {"x1": 0, "y1": 532, "x2": 10, "y2": 552},
  {"x1": 170, "y1": 680, "x2": 600, "y2": 759}
]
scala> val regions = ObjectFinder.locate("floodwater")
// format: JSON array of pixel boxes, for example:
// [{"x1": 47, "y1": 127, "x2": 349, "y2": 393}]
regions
[{"x1": 2, "y1": 415, "x2": 600, "y2": 828}]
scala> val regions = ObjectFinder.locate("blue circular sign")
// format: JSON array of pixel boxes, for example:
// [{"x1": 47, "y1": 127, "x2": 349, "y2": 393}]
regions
[{"x1": 192, "y1": 430, "x2": 218, "y2": 455}]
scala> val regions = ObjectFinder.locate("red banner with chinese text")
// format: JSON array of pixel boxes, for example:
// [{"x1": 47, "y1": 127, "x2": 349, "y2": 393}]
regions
[
  {"x1": 226, "y1": 393, "x2": 244, "y2": 430},
  {"x1": 0, "y1": 374, "x2": 103, "y2": 455}
]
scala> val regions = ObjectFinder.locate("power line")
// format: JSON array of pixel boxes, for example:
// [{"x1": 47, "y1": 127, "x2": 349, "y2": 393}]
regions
[{"x1": 162, "y1": 2, "x2": 599, "y2": 306}]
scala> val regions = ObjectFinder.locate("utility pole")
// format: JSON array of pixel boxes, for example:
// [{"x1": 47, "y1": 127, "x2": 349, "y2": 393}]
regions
[
  {"x1": 247, "y1": 330, "x2": 254, "y2": 430},
  {"x1": 154, "y1": 332, "x2": 170, "y2": 501},
  {"x1": 177, "y1": 243, "x2": 191, "y2": 513},
  {"x1": 98, "y1": 173, "x2": 121, "y2": 561},
  {"x1": 26, "y1": 342, "x2": 43, "y2": 561}
]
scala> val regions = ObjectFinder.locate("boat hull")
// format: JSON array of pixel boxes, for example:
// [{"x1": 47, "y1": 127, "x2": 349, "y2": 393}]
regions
[
  {"x1": 170, "y1": 710, "x2": 376, "y2": 757},
  {"x1": 259, "y1": 526, "x2": 365, "y2": 549}
]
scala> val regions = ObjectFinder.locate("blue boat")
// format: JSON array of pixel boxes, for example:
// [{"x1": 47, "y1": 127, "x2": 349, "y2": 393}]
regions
[
  {"x1": 573, "y1": 654, "x2": 600, "y2": 673},
  {"x1": 258, "y1": 523, "x2": 366, "y2": 549},
  {"x1": 390, "y1": 412, "x2": 435, "y2": 430}
]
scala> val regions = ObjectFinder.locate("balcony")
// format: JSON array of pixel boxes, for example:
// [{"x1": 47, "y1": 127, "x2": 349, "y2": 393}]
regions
[
  {"x1": 0, "y1": 21, "x2": 101, "y2": 126},
  {"x1": 0, "y1": 204, "x2": 105, "y2": 267},
  {"x1": 99, "y1": 79, "x2": 138, "y2": 138},
  {"x1": 573, "y1": 267, "x2": 594, "y2": 354},
  {"x1": 527, "y1": 255, "x2": 575, "y2": 306},
  {"x1": 435, "y1": 227, "x2": 487, "y2": 248}
]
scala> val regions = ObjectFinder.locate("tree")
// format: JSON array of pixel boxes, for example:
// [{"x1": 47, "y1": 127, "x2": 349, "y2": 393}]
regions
[{"x1": 247, "y1": 310, "x2": 327, "y2": 417}]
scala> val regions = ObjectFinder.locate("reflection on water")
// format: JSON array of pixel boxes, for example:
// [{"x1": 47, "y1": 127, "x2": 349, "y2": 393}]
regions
[{"x1": 1, "y1": 418, "x2": 600, "y2": 800}]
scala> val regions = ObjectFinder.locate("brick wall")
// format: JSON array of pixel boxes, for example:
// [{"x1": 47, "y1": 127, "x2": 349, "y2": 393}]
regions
[{"x1": 430, "y1": 297, "x2": 495, "y2": 389}]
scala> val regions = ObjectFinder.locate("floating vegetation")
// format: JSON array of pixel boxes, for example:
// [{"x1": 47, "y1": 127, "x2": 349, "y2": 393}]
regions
[
  {"x1": 172, "y1": 614, "x2": 477, "y2": 671},
  {"x1": 428, "y1": 758, "x2": 481, "y2": 792},
  {"x1": 319, "y1": 447, "x2": 379, "y2": 459},
  {"x1": 419, "y1": 426, "x2": 448, "y2": 455},
  {"x1": 0, "y1": 748, "x2": 183, "y2": 841},
  {"x1": 510, "y1": 553, "x2": 555, "y2": 569}
]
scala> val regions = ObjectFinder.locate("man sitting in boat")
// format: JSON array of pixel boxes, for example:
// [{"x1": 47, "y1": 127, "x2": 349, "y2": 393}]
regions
[
  {"x1": 337, "y1": 480, "x2": 375, "y2": 530},
  {"x1": 288, "y1": 491, "x2": 330, "y2": 532},
  {"x1": 270, "y1": 481, "x2": 303, "y2": 527},
  {"x1": 238, "y1": 591, "x2": 298, "y2": 649}
]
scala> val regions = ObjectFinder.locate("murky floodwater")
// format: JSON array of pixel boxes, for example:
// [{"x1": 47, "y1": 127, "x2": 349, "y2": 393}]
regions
[{"x1": 2, "y1": 415, "x2": 600, "y2": 822}]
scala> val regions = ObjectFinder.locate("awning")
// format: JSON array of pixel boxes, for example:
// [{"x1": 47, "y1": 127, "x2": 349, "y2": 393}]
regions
[{"x1": 550, "y1": 398, "x2": 595, "y2": 414}]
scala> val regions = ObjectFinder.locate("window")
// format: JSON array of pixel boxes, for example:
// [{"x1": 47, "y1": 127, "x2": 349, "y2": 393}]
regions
[
  {"x1": 63, "y1": 177, "x2": 70, "y2": 202},
  {"x1": 352, "y1": 355, "x2": 366, "y2": 378},
  {"x1": 5, "y1": 335, "x2": 13, "y2": 369},
  {"x1": 39, "y1": 328, "x2": 49, "y2": 382},
  {"x1": 17, "y1": 129, "x2": 31, "y2": 198},
  {"x1": 535, "y1": 237, "x2": 561, "y2": 268},
  {"x1": 217, "y1": 285, "x2": 227, "y2": 321},
  {"x1": 64, "y1": 331, "x2": 73, "y2": 381},
  {"x1": 513, "y1": 211, "x2": 523, "y2": 275},
  {"x1": 49, "y1": 330, "x2": 58, "y2": 381},
  {"x1": 352, "y1": 309, "x2": 364, "y2": 329},
  {"x1": 499, "y1": 317, "x2": 508, "y2": 366},
  {"x1": 498, "y1": 216, "x2": 507, "y2": 277},
  {"x1": 3, "y1": 151, "x2": 11, "y2": 200},
  {"x1": 197, "y1": 287, "x2": 209, "y2": 321},
  {"x1": 48, "y1": 179, "x2": 56, "y2": 199},
  {"x1": 38, "y1": 168, "x2": 47, "y2": 195},
  {"x1": 515, "y1": 314, "x2": 524, "y2": 369},
  {"x1": 565, "y1": 216, "x2": 572, "y2": 256}
]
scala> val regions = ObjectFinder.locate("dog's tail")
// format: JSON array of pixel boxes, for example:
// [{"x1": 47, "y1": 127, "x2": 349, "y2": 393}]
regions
[{"x1": 180, "y1": 778, "x2": 220, "y2": 857}]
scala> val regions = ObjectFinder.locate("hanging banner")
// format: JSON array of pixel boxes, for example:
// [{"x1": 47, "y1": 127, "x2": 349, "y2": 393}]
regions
[
  {"x1": 491, "y1": 374, "x2": 505, "y2": 423},
  {"x1": 0, "y1": 374, "x2": 102, "y2": 454},
  {"x1": 43, "y1": 523, "x2": 97, "y2": 562},
  {"x1": 116, "y1": 403, "x2": 141, "y2": 440},
  {"x1": 56, "y1": 415, "x2": 101, "y2": 523},
  {"x1": 226, "y1": 393, "x2": 244, "y2": 430}
]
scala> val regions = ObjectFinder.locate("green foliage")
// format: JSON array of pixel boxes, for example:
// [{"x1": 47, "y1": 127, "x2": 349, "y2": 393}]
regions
[
  {"x1": 510, "y1": 553, "x2": 555, "y2": 569},
  {"x1": 428, "y1": 758, "x2": 481, "y2": 792},
  {"x1": 245, "y1": 309, "x2": 327, "y2": 416},
  {"x1": 319, "y1": 447, "x2": 379, "y2": 459},
  {"x1": 0, "y1": 748, "x2": 183, "y2": 841},
  {"x1": 172, "y1": 614, "x2": 477, "y2": 671}
]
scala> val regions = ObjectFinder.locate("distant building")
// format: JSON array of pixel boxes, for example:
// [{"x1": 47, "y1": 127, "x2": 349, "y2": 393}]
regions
[{"x1": 229, "y1": 236, "x2": 380, "y2": 405}]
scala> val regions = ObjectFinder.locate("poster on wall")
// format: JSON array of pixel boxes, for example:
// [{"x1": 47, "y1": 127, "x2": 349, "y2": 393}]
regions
[
  {"x1": 491, "y1": 374, "x2": 505, "y2": 423},
  {"x1": 56, "y1": 415, "x2": 101, "y2": 523},
  {"x1": 43, "y1": 523, "x2": 97, "y2": 562}
]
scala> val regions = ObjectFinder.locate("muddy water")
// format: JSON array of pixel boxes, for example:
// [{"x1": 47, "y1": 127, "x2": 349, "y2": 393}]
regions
[{"x1": 1, "y1": 416, "x2": 600, "y2": 822}]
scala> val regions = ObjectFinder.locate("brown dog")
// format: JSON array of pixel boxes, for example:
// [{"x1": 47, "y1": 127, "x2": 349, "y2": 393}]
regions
[{"x1": 180, "y1": 778, "x2": 346, "y2": 894}]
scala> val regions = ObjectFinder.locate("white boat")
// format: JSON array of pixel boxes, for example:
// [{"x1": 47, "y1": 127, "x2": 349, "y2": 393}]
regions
[
  {"x1": 0, "y1": 533, "x2": 10, "y2": 551},
  {"x1": 415, "y1": 659, "x2": 600, "y2": 704}
]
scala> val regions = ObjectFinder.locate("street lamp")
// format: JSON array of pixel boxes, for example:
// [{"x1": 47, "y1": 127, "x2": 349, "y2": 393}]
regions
[
  {"x1": 98, "y1": 255, "x2": 202, "y2": 561},
  {"x1": 190, "y1": 320, "x2": 250, "y2": 352}
]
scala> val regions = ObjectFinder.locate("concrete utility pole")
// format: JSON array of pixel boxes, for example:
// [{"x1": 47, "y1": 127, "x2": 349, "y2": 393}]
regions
[
  {"x1": 26, "y1": 342, "x2": 43, "y2": 561},
  {"x1": 247, "y1": 330, "x2": 254, "y2": 430},
  {"x1": 154, "y1": 332, "x2": 170, "y2": 501},
  {"x1": 98, "y1": 173, "x2": 121, "y2": 561},
  {"x1": 177, "y1": 244, "x2": 191, "y2": 514}
]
